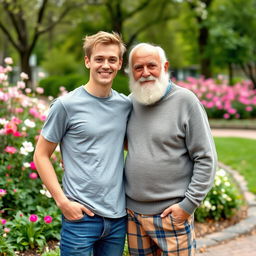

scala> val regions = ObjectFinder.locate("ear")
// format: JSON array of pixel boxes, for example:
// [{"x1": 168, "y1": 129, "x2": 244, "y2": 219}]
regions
[
  {"x1": 118, "y1": 58, "x2": 123, "y2": 70},
  {"x1": 164, "y1": 61, "x2": 169, "y2": 72},
  {"x1": 84, "y1": 56, "x2": 90, "y2": 69}
]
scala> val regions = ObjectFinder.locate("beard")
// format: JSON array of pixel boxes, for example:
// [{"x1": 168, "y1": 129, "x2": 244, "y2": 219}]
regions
[{"x1": 129, "y1": 70, "x2": 170, "y2": 105}]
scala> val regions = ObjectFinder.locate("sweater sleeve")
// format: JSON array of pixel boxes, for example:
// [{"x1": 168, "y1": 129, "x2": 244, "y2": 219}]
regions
[{"x1": 178, "y1": 100, "x2": 218, "y2": 215}]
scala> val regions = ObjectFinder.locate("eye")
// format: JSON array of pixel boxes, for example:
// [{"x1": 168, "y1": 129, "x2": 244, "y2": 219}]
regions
[
  {"x1": 134, "y1": 66, "x2": 143, "y2": 72},
  {"x1": 95, "y1": 57, "x2": 103, "y2": 62},
  {"x1": 109, "y1": 57, "x2": 118, "y2": 63}
]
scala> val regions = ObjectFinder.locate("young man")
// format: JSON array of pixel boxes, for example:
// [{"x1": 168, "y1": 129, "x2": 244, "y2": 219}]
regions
[
  {"x1": 34, "y1": 31, "x2": 132, "y2": 256},
  {"x1": 125, "y1": 43, "x2": 217, "y2": 256}
]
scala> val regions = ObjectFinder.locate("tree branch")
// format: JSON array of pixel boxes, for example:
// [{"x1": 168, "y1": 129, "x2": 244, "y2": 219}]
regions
[{"x1": 0, "y1": 21, "x2": 20, "y2": 51}]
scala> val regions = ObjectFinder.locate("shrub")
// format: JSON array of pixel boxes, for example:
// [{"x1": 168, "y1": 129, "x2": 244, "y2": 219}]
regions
[
  {"x1": 39, "y1": 73, "x2": 87, "y2": 97},
  {"x1": 195, "y1": 168, "x2": 243, "y2": 222},
  {"x1": 178, "y1": 77, "x2": 256, "y2": 119},
  {"x1": 0, "y1": 58, "x2": 62, "y2": 253}
]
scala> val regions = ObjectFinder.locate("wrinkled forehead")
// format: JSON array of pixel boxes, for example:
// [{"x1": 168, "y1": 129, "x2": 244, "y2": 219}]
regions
[{"x1": 131, "y1": 45, "x2": 160, "y2": 65}]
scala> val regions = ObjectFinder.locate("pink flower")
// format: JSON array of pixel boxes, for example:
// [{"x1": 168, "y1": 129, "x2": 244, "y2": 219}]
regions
[
  {"x1": 29, "y1": 214, "x2": 38, "y2": 222},
  {"x1": 1, "y1": 219, "x2": 7, "y2": 225},
  {"x1": 44, "y1": 215, "x2": 53, "y2": 224},
  {"x1": 36, "y1": 87, "x2": 44, "y2": 94},
  {"x1": 4, "y1": 146, "x2": 17, "y2": 154},
  {"x1": 223, "y1": 113, "x2": 230, "y2": 119},
  {"x1": 15, "y1": 108, "x2": 24, "y2": 113},
  {"x1": 245, "y1": 106, "x2": 253, "y2": 112},
  {"x1": 4, "y1": 228, "x2": 10, "y2": 233},
  {"x1": 13, "y1": 131, "x2": 22, "y2": 137},
  {"x1": 30, "y1": 162, "x2": 37, "y2": 170},
  {"x1": 29, "y1": 172, "x2": 38, "y2": 179},
  {"x1": 4, "y1": 121, "x2": 17, "y2": 135},
  {"x1": 0, "y1": 189, "x2": 7, "y2": 197}
]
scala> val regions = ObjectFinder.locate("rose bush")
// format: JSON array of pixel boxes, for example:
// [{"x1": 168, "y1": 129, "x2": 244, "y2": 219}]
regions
[
  {"x1": 0, "y1": 58, "x2": 62, "y2": 253},
  {"x1": 177, "y1": 76, "x2": 256, "y2": 119}
]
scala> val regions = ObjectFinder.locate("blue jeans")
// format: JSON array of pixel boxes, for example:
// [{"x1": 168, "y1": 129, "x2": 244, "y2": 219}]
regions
[{"x1": 60, "y1": 214, "x2": 127, "y2": 256}]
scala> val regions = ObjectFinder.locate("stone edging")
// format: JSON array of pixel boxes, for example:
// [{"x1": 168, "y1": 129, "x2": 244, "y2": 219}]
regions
[{"x1": 197, "y1": 162, "x2": 256, "y2": 250}]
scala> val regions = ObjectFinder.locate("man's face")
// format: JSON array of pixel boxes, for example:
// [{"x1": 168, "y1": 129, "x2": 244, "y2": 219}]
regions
[
  {"x1": 85, "y1": 43, "x2": 122, "y2": 87},
  {"x1": 131, "y1": 47, "x2": 162, "y2": 85},
  {"x1": 129, "y1": 46, "x2": 169, "y2": 105}
]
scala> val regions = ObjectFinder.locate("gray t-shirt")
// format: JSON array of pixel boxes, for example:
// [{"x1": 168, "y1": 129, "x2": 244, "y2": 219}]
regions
[{"x1": 42, "y1": 86, "x2": 132, "y2": 218}]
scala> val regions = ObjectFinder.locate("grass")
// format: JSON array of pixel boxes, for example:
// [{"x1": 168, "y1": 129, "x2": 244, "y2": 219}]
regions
[
  {"x1": 214, "y1": 137, "x2": 256, "y2": 194},
  {"x1": 209, "y1": 119, "x2": 256, "y2": 129}
]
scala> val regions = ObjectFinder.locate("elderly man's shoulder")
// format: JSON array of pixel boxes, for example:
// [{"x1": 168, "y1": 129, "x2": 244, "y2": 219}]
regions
[{"x1": 173, "y1": 83, "x2": 199, "y2": 102}]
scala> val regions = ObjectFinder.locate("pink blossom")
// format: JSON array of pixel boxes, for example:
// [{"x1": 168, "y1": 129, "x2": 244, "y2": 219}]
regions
[
  {"x1": 44, "y1": 215, "x2": 53, "y2": 224},
  {"x1": 29, "y1": 214, "x2": 38, "y2": 222},
  {"x1": 12, "y1": 117, "x2": 22, "y2": 125},
  {"x1": 4, "y1": 146, "x2": 17, "y2": 154},
  {"x1": 17, "y1": 81, "x2": 26, "y2": 89},
  {"x1": 30, "y1": 162, "x2": 37, "y2": 170},
  {"x1": 4, "y1": 121, "x2": 17, "y2": 134},
  {"x1": 1, "y1": 219, "x2": 7, "y2": 225},
  {"x1": 223, "y1": 113, "x2": 230, "y2": 119},
  {"x1": 13, "y1": 131, "x2": 22, "y2": 137},
  {"x1": 15, "y1": 108, "x2": 24, "y2": 113},
  {"x1": 245, "y1": 106, "x2": 253, "y2": 112},
  {"x1": 4, "y1": 228, "x2": 10, "y2": 233},
  {"x1": 36, "y1": 87, "x2": 44, "y2": 94},
  {"x1": 0, "y1": 189, "x2": 7, "y2": 197},
  {"x1": 29, "y1": 172, "x2": 38, "y2": 179}
]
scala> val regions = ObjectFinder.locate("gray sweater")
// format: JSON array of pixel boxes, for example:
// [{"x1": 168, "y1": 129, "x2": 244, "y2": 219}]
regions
[{"x1": 125, "y1": 83, "x2": 217, "y2": 215}]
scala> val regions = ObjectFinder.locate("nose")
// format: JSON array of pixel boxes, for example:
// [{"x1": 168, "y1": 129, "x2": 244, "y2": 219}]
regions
[
  {"x1": 142, "y1": 66, "x2": 150, "y2": 77},
  {"x1": 102, "y1": 60, "x2": 110, "y2": 69}
]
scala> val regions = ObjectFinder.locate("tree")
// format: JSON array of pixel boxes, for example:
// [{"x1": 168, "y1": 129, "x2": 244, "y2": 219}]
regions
[
  {"x1": 0, "y1": 0, "x2": 85, "y2": 86},
  {"x1": 209, "y1": 0, "x2": 256, "y2": 87},
  {"x1": 187, "y1": 0, "x2": 214, "y2": 78}
]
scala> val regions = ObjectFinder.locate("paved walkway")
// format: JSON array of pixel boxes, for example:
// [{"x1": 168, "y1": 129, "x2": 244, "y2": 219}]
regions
[{"x1": 197, "y1": 128, "x2": 256, "y2": 255}]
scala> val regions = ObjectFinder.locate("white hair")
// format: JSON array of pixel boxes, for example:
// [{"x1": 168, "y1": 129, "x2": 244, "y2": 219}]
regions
[{"x1": 126, "y1": 43, "x2": 168, "y2": 75}]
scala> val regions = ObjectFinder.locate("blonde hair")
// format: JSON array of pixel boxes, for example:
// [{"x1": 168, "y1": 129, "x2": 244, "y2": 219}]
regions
[{"x1": 83, "y1": 31, "x2": 126, "y2": 59}]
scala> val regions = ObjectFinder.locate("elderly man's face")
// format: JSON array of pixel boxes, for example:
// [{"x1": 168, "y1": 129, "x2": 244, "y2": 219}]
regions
[
  {"x1": 129, "y1": 45, "x2": 169, "y2": 105},
  {"x1": 131, "y1": 47, "x2": 162, "y2": 85}
]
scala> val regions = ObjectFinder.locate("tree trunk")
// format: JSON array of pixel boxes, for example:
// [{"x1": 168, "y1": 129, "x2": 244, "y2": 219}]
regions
[
  {"x1": 228, "y1": 62, "x2": 233, "y2": 85},
  {"x1": 19, "y1": 51, "x2": 33, "y2": 88},
  {"x1": 198, "y1": 26, "x2": 212, "y2": 78}
]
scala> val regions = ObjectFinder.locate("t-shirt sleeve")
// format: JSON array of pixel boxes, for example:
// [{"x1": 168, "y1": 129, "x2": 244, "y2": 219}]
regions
[{"x1": 41, "y1": 98, "x2": 69, "y2": 143}]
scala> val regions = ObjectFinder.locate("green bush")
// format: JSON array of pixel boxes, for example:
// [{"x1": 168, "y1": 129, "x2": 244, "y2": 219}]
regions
[
  {"x1": 195, "y1": 168, "x2": 243, "y2": 222},
  {"x1": 39, "y1": 73, "x2": 87, "y2": 97}
]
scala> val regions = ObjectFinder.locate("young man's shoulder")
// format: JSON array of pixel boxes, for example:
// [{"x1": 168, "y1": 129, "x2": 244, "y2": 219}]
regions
[{"x1": 112, "y1": 89, "x2": 132, "y2": 104}]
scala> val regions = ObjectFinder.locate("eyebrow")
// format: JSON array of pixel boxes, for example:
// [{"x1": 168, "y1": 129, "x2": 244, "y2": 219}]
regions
[{"x1": 133, "y1": 61, "x2": 158, "y2": 68}]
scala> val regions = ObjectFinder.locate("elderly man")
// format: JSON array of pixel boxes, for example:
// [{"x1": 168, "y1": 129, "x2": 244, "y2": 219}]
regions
[{"x1": 125, "y1": 43, "x2": 217, "y2": 256}]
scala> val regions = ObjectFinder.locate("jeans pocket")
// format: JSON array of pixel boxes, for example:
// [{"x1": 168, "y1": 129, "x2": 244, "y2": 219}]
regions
[{"x1": 63, "y1": 213, "x2": 87, "y2": 223}]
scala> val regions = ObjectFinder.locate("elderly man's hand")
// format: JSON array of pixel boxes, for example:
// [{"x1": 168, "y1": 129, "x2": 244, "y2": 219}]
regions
[{"x1": 160, "y1": 203, "x2": 190, "y2": 222}]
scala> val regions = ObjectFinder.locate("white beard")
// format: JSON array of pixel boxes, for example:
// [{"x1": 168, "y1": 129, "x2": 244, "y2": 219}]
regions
[{"x1": 129, "y1": 70, "x2": 170, "y2": 105}]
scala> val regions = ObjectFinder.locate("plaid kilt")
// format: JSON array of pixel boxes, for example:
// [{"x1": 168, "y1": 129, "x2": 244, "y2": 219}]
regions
[{"x1": 127, "y1": 209, "x2": 196, "y2": 256}]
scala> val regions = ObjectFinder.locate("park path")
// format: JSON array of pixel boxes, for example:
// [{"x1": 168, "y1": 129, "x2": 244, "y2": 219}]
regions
[{"x1": 198, "y1": 128, "x2": 256, "y2": 255}]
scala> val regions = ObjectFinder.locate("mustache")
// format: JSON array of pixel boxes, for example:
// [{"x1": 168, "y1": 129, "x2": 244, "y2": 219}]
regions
[{"x1": 138, "y1": 76, "x2": 156, "y2": 82}]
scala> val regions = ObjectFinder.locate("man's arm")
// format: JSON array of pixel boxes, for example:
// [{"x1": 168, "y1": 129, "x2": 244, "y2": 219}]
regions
[{"x1": 33, "y1": 135, "x2": 94, "y2": 220}]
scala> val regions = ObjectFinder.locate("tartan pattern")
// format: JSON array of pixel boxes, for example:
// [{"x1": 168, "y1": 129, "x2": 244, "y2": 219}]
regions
[{"x1": 127, "y1": 209, "x2": 196, "y2": 256}]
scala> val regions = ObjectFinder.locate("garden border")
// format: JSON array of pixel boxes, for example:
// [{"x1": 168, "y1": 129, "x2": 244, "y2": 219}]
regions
[{"x1": 196, "y1": 162, "x2": 256, "y2": 251}]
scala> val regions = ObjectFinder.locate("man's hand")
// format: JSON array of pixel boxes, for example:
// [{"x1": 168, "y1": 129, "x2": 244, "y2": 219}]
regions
[
  {"x1": 160, "y1": 203, "x2": 190, "y2": 222},
  {"x1": 59, "y1": 200, "x2": 94, "y2": 220}
]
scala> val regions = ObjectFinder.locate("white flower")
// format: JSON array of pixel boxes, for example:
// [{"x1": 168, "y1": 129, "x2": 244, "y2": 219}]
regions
[
  {"x1": 23, "y1": 162, "x2": 30, "y2": 168},
  {"x1": 217, "y1": 169, "x2": 226, "y2": 177},
  {"x1": 20, "y1": 72, "x2": 29, "y2": 80},
  {"x1": 0, "y1": 73, "x2": 8, "y2": 82},
  {"x1": 40, "y1": 185, "x2": 52, "y2": 198},
  {"x1": 215, "y1": 177, "x2": 221, "y2": 186},
  {"x1": 38, "y1": 72, "x2": 46, "y2": 78},
  {"x1": 4, "y1": 57, "x2": 13, "y2": 65},
  {"x1": 0, "y1": 118, "x2": 8, "y2": 125},
  {"x1": 224, "y1": 182, "x2": 230, "y2": 187},
  {"x1": 20, "y1": 141, "x2": 34, "y2": 155},
  {"x1": 24, "y1": 119, "x2": 36, "y2": 128},
  {"x1": 22, "y1": 126, "x2": 27, "y2": 131},
  {"x1": 204, "y1": 200, "x2": 212, "y2": 209}
]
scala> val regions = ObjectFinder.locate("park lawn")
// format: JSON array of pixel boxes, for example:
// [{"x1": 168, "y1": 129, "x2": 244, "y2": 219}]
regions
[{"x1": 214, "y1": 137, "x2": 256, "y2": 194}]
